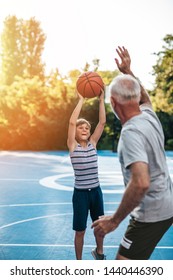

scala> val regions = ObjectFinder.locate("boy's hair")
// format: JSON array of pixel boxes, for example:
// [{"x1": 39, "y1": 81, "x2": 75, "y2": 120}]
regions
[{"x1": 76, "y1": 118, "x2": 91, "y2": 129}]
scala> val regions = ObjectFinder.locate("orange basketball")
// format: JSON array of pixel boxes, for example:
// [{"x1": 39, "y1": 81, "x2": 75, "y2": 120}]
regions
[{"x1": 76, "y1": 71, "x2": 104, "y2": 98}]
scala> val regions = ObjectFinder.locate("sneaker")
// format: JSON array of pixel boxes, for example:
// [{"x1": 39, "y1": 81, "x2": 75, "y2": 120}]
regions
[{"x1": 91, "y1": 248, "x2": 106, "y2": 260}]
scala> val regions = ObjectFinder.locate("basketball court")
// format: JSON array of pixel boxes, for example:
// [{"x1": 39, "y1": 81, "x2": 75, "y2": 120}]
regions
[{"x1": 0, "y1": 150, "x2": 173, "y2": 260}]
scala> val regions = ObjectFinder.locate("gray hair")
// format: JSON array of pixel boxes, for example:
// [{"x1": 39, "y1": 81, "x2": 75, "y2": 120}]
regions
[{"x1": 109, "y1": 74, "x2": 141, "y2": 104}]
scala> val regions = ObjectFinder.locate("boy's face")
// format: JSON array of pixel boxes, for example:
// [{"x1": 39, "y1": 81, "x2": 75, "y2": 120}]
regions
[{"x1": 76, "y1": 123, "x2": 91, "y2": 141}]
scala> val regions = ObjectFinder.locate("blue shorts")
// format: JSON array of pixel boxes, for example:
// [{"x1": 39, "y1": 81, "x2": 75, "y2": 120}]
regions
[{"x1": 72, "y1": 186, "x2": 104, "y2": 231}]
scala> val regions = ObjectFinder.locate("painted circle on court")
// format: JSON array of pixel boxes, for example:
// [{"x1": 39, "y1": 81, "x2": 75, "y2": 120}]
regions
[{"x1": 39, "y1": 171, "x2": 124, "y2": 194}]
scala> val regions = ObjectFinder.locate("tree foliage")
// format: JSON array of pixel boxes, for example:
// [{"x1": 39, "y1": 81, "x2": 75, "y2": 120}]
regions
[
  {"x1": 0, "y1": 16, "x2": 45, "y2": 85},
  {"x1": 0, "y1": 16, "x2": 172, "y2": 150},
  {"x1": 151, "y1": 34, "x2": 173, "y2": 114},
  {"x1": 151, "y1": 34, "x2": 173, "y2": 149}
]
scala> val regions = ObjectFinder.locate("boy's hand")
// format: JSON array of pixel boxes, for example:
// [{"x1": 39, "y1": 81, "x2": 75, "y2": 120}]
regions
[
  {"x1": 75, "y1": 88, "x2": 84, "y2": 100},
  {"x1": 99, "y1": 87, "x2": 105, "y2": 101}
]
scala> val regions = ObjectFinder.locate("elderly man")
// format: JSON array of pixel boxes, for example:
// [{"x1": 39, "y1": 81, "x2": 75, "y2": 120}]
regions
[{"x1": 92, "y1": 46, "x2": 173, "y2": 260}]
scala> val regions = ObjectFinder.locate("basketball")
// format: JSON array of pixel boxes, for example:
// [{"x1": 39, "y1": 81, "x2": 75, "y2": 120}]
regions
[{"x1": 76, "y1": 71, "x2": 104, "y2": 98}]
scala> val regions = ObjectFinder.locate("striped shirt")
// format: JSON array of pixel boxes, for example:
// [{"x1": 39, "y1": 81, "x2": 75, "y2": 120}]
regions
[{"x1": 70, "y1": 142, "x2": 99, "y2": 189}]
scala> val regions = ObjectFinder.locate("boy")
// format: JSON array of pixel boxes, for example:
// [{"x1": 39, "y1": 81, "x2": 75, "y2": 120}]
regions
[{"x1": 67, "y1": 89, "x2": 106, "y2": 260}]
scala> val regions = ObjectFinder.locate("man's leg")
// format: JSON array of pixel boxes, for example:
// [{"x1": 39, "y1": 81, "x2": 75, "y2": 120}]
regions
[
  {"x1": 116, "y1": 217, "x2": 173, "y2": 260},
  {"x1": 116, "y1": 253, "x2": 130, "y2": 260}
]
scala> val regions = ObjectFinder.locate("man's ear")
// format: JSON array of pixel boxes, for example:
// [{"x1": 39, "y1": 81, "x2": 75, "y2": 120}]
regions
[{"x1": 110, "y1": 96, "x2": 116, "y2": 108}]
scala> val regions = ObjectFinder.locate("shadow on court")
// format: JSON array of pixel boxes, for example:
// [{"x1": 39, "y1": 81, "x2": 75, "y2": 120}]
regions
[{"x1": 0, "y1": 150, "x2": 173, "y2": 260}]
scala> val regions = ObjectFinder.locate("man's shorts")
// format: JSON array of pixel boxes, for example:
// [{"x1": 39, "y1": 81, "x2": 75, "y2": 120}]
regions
[
  {"x1": 72, "y1": 186, "x2": 104, "y2": 231},
  {"x1": 118, "y1": 216, "x2": 173, "y2": 260}
]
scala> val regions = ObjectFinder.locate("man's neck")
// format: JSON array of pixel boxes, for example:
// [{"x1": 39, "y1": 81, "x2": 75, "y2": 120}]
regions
[{"x1": 119, "y1": 102, "x2": 141, "y2": 125}]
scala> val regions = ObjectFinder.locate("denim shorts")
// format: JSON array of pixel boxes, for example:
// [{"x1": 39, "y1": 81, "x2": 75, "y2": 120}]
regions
[
  {"x1": 118, "y1": 216, "x2": 173, "y2": 260},
  {"x1": 72, "y1": 186, "x2": 104, "y2": 231}
]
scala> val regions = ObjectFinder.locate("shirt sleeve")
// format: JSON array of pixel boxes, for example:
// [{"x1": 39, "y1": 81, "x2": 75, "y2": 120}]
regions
[{"x1": 121, "y1": 129, "x2": 149, "y2": 169}]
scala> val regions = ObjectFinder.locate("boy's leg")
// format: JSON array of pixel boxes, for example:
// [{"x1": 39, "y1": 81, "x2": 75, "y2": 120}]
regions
[
  {"x1": 90, "y1": 187, "x2": 105, "y2": 258},
  {"x1": 72, "y1": 189, "x2": 89, "y2": 259},
  {"x1": 74, "y1": 230, "x2": 85, "y2": 260},
  {"x1": 93, "y1": 229, "x2": 104, "y2": 255}
]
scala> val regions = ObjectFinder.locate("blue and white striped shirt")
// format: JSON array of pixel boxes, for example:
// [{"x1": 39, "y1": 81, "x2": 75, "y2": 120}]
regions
[{"x1": 70, "y1": 142, "x2": 99, "y2": 189}]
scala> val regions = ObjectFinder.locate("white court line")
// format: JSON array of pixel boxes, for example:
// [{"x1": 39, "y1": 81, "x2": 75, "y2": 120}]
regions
[
  {"x1": 0, "y1": 202, "x2": 120, "y2": 208},
  {"x1": 0, "y1": 213, "x2": 72, "y2": 230},
  {"x1": 0, "y1": 179, "x2": 38, "y2": 181},
  {"x1": 0, "y1": 210, "x2": 117, "y2": 230},
  {"x1": 0, "y1": 244, "x2": 172, "y2": 249},
  {"x1": 0, "y1": 202, "x2": 72, "y2": 207},
  {"x1": 0, "y1": 151, "x2": 71, "y2": 164},
  {"x1": 39, "y1": 172, "x2": 124, "y2": 194},
  {"x1": 0, "y1": 161, "x2": 40, "y2": 167}
]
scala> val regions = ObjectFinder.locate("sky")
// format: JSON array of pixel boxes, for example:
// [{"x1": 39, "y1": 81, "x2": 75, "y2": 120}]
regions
[{"x1": 0, "y1": 0, "x2": 173, "y2": 89}]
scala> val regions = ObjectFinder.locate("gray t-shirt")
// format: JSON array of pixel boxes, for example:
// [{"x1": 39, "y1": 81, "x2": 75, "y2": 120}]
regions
[{"x1": 118, "y1": 106, "x2": 173, "y2": 222}]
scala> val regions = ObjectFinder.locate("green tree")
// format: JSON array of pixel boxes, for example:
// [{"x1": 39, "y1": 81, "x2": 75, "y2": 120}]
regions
[
  {"x1": 150, "y1": 34, "x2": 173, "y2": 149},
  {"x1": 151, "y1": 34, "x2": 173, "y2": 114},
  {"x1": 0, "y1": 16, "x2": 46, "y2": 85}
]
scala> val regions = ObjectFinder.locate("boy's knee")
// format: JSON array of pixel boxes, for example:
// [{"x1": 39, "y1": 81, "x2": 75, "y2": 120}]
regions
[{"x1": 75, "y1": 230, "x2": 85, "y2": 238}]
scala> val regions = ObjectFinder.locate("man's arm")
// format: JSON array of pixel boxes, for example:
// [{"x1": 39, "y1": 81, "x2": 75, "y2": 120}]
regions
[
  {"x1": 92, "y1": 162, "x2": 150, "y2": 236},
  {"x1": 111, "y1": 162, "x2": 149, "y2": 224},
  {"x1": 115, "y1": 46, "x2": 152, "y2": 108}
]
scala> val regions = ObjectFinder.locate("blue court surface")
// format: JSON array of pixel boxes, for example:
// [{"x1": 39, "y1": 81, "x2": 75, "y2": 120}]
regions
[{"x1": 0, "y1": 150, "x2": 173, "y2": 260}]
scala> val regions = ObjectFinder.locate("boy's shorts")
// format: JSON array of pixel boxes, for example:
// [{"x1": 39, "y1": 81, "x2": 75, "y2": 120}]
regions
[
  {"x1": 72, "y1": 186, "x2": 104, "y2": 231},
  {"x1": 118, "y1": 216, "x2": 173, "y2": 260}
]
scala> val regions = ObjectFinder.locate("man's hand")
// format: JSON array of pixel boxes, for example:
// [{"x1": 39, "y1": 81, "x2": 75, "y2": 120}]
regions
[
  {"x1": 91, "y1": 215, "x2": 118, "y2": 237},
  {"x1": 115, "y1": 46, "x2": 132, "y2": 74}
]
